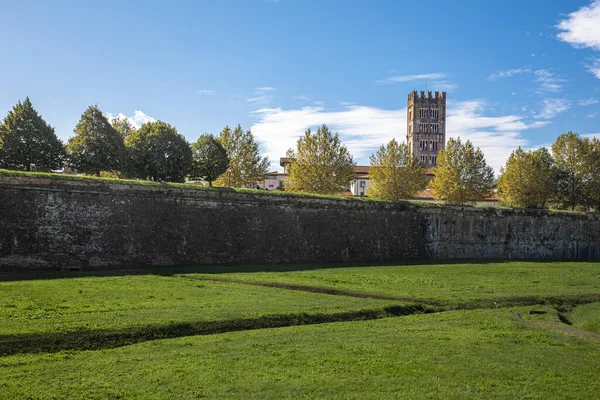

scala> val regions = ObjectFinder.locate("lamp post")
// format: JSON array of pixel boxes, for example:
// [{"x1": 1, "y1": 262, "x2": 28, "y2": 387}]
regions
[{"x1": 164, "y1": 152, "x2": 169, "y2": 182}]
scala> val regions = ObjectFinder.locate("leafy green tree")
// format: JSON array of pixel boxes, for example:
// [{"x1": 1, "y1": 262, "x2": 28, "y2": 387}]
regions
[
  {"x1": 111, "y1": 116, "x2": 136, "y2": 140},
  {"x1": 0, "y1": 97, "x2": 64, "y2": 171},
  {"x1": 66, "y1": 105, "x2": 126, "y2": 176},
  {"x1": 285, "y1": 124, "x2": 355, "y2": 195},
  {"x1": 583, "y1": 137, "x2": 600, "y2": 210},
  {"x1": 214, "y1": 125, "x2": 269, "y2": 187},
  {"x1": 190, "y1": 134, "x2": 229, "y2": 186},
  {"x1": 551, "y1": 132, "x2": 589, "y2": 210},
  {"x1": 430, "y1": 137, "x2": 494, "y2": 204},
  {"x1": 497, "y1": 147, "x2": 555, "y2": 209},
  {"x1": 368, "y1": 139, "x2": 428, "y2": 200},
  {"x1": 125, "y1": 121, "x2": 192, "y2": 183}
]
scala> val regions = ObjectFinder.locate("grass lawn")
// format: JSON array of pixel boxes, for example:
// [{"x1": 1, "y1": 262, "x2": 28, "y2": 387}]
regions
[
  {"x1": 569, "y1": 302, "x2": 600, "y2": 334},
  {"x1": 1, "y1": 261, "x2": 599, "y2": 398},
  {"x1": 0, "y1": 274, "x2": 404, "y2": 336},
  {"x1": 1, "y1": 307, "x2": 599, "y2": 399},
  {"x1": 182, "y1": 261, "x2": 600, "y2": 305}
]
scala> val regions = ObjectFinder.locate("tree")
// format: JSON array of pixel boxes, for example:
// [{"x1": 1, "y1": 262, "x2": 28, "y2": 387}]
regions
[
  {"x1": 430, "y1": 137, "x2": 494, "y2": 204},
  {"x1": 0, "y1": 97, "x2": 64, "y2": 171},
  {"x1": 111, "y1": 116, "x2": 136, "y2": 140},
  {"x1": 125, "y1": 121, "x2": 192, "y2": 183},
  {"x1": 551, "y1": 132, "x2": 588, "y2": 210},
  {"x1": 367, "y1": 139, "x2": 428, "y2": 200},
  {"x1": 66, "y1": 105, "x2": 126, "y2": 176},
  {"x1": 190, "y1": 134, "x2": 229, "y2": 186},
  {"x1": 583, "y1": 137, "x2": 600, "y2": 210},
  {"x1": 214, "y1": 125, "x2": 269, "y2": 187},
  {"x1": 497, "y1": 147, "x2": 555, "y2": 209},
  {"x1": 285, "y1": 124, "x2": 355, "y2": 195}
]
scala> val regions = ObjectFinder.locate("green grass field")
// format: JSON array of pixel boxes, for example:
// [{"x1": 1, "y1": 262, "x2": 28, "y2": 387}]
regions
[
  {"x1": 183, "y1": 261, "x2": 600, "y2": 304},
  {"x1": 0, "y1": 274, "x2": 404, "y2": 336},
  {"x1": 1, "y1": 261, "x2": 599, "y2": 399}
]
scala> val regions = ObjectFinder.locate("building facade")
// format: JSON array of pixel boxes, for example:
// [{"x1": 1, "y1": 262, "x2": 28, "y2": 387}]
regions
[{"x1": 406, "y1": 90, "x2": 446, "y2": 168}]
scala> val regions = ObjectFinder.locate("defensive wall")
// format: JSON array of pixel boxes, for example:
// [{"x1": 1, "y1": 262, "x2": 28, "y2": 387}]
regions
[{"x1": 1, "y1": 175, "x2": 599, "y2": 269}]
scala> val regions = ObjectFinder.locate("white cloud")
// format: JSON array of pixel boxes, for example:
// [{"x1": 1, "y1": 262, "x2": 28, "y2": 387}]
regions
[
  {"x1": 250, "y1": 105, "x2": 405, "y2": 168},
  {"x1": 486, "y1": 68, "x2": 566, "y2": 93},
  {"x1": 527, "y1": 121, "x2": 551, "y2": 129},
  {"x1": 487, "y1": 68, "x2": 531, "y2": 81},
  {"x1": 580, "y1": 97, "x2": 599, "y2": 105},
  {"x1": 250, "y1": 100, "x2": 543, "y2": 174},
  {"x1": 106, "y1": 110, "x2": 156, "y2": 129},
  {"x1": 534, "y1": 98, "x2": 572, "y2": 119},
  {"x1": 377, "y1": 73, "x2": 447, "y2": 84},
  {"x1": 582, "y1": 133, "x2": 600, "y2": 139},
  {"x1": 534, "y1": 69, "x2": 565, "y2": 93},
  {"x1": 445, "y1": 101, "x2": 533, "y2": 174},
  {"x1": 588, "y1": 112, "x2": 598, "y2": 118},
  {"x1": 429, "y1": 80, "x2": 457, "y2": 91},
  {"x1": 557, "y1": 2, "x2": 600, "y2": 79},
  {"x1": 247, "y1": 96, "x2": 272, "y2": 104},
  {"x1": 556, "y1": 0, "x2": 600, "y2": 51},
  {"x1": 586, "y1": 57, "x2": 600, "y2": 79},
  {"x1": 247, "y1": 87, "x2": 276, "y2": 104},
  {"x1": 197, "y1": 89, "x2": 215, "y2": 95}
]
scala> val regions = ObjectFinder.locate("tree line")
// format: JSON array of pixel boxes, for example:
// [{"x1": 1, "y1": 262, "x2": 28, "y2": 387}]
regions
[
  {"x1": 0, "y1": 98, "x2": 269, "y2": 186},
  {"x1": 0, "y1": 97, "x2": 597, "y2": 211},
  {"x1": 497, "y1": 132, "x2": 600, "y2": 211}
]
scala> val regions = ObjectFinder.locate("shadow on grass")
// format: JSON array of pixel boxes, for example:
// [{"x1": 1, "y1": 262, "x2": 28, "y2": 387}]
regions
[
  {"x1": 0, "y1": 304, "x2": 433, "y2": 356},
  {"x1": 0, "y1": 259, "x2": 588, "y2": 282}
]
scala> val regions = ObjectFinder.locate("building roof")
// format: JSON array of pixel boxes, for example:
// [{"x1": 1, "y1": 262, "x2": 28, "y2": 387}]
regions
[
  {"x1": 279, "y1": 157, "x2": 294, "y2": 167},
  {"x1": 266, "y1": 171, "x2": 288, "y2": 177}
]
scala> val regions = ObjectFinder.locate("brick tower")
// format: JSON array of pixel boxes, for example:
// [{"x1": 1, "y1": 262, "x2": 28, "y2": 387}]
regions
[{"x1": 406, "y1": 90, "x2": 446, "y2": 167}]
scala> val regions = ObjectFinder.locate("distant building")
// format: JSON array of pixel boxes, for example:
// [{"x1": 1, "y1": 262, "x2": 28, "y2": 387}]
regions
[
  {"x1": 270, "y1": 158, "x2": 374, "y2": 195},
  {"x1": 270, "y1": 90, "x2": 450, "y2": 197},
  {"x1": 407, "y1": 90, "x2": 446, "y2": 167},
  {"x1": 273, "y1": 158, "x2": 434, "y2": 197},
  {"x1": 349, "y1": 166, "x2": 370, "y2": 196}
]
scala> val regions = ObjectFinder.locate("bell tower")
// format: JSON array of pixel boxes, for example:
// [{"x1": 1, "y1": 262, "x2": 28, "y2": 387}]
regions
[{"x1": 406, "y1": 90, "x2": 446, "y2": 167}]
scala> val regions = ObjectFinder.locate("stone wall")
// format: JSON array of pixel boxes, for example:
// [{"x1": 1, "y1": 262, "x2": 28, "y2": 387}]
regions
[
  {"x1": 0, "y1": 176, "x2": 426, "y2": 269},
  {"x1": 1, "y1": 175, "x2": 599, "y2": 269},
  {"x1": 419, "y1": 206, "x2": 600, "y2": 260}
]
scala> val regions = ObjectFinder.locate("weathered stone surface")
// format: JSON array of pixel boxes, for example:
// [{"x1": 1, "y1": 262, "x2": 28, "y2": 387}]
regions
[
  {"x1": 419, "y1": 206, "x2": 600, "y2": 260},
  {"x1": 1, "y1": 176, "x2": 599, "y2": 270},
  {"x1": 0, "y1": 176, "x2": 426, "y2": 269}
]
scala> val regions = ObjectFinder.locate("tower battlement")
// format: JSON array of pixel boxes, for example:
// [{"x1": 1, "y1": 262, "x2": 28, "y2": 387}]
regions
[
  {"x1": 408, "y1": 90, "x2": 446, "y2": 101},
  {"x1": 406, "y1": 90, "x2": 447, "y2": 168}
]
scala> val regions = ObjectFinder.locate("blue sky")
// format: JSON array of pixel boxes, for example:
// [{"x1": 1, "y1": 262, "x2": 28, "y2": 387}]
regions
[{"x1": 1, "y1": 0, "x2": 600, "y2": 173}]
